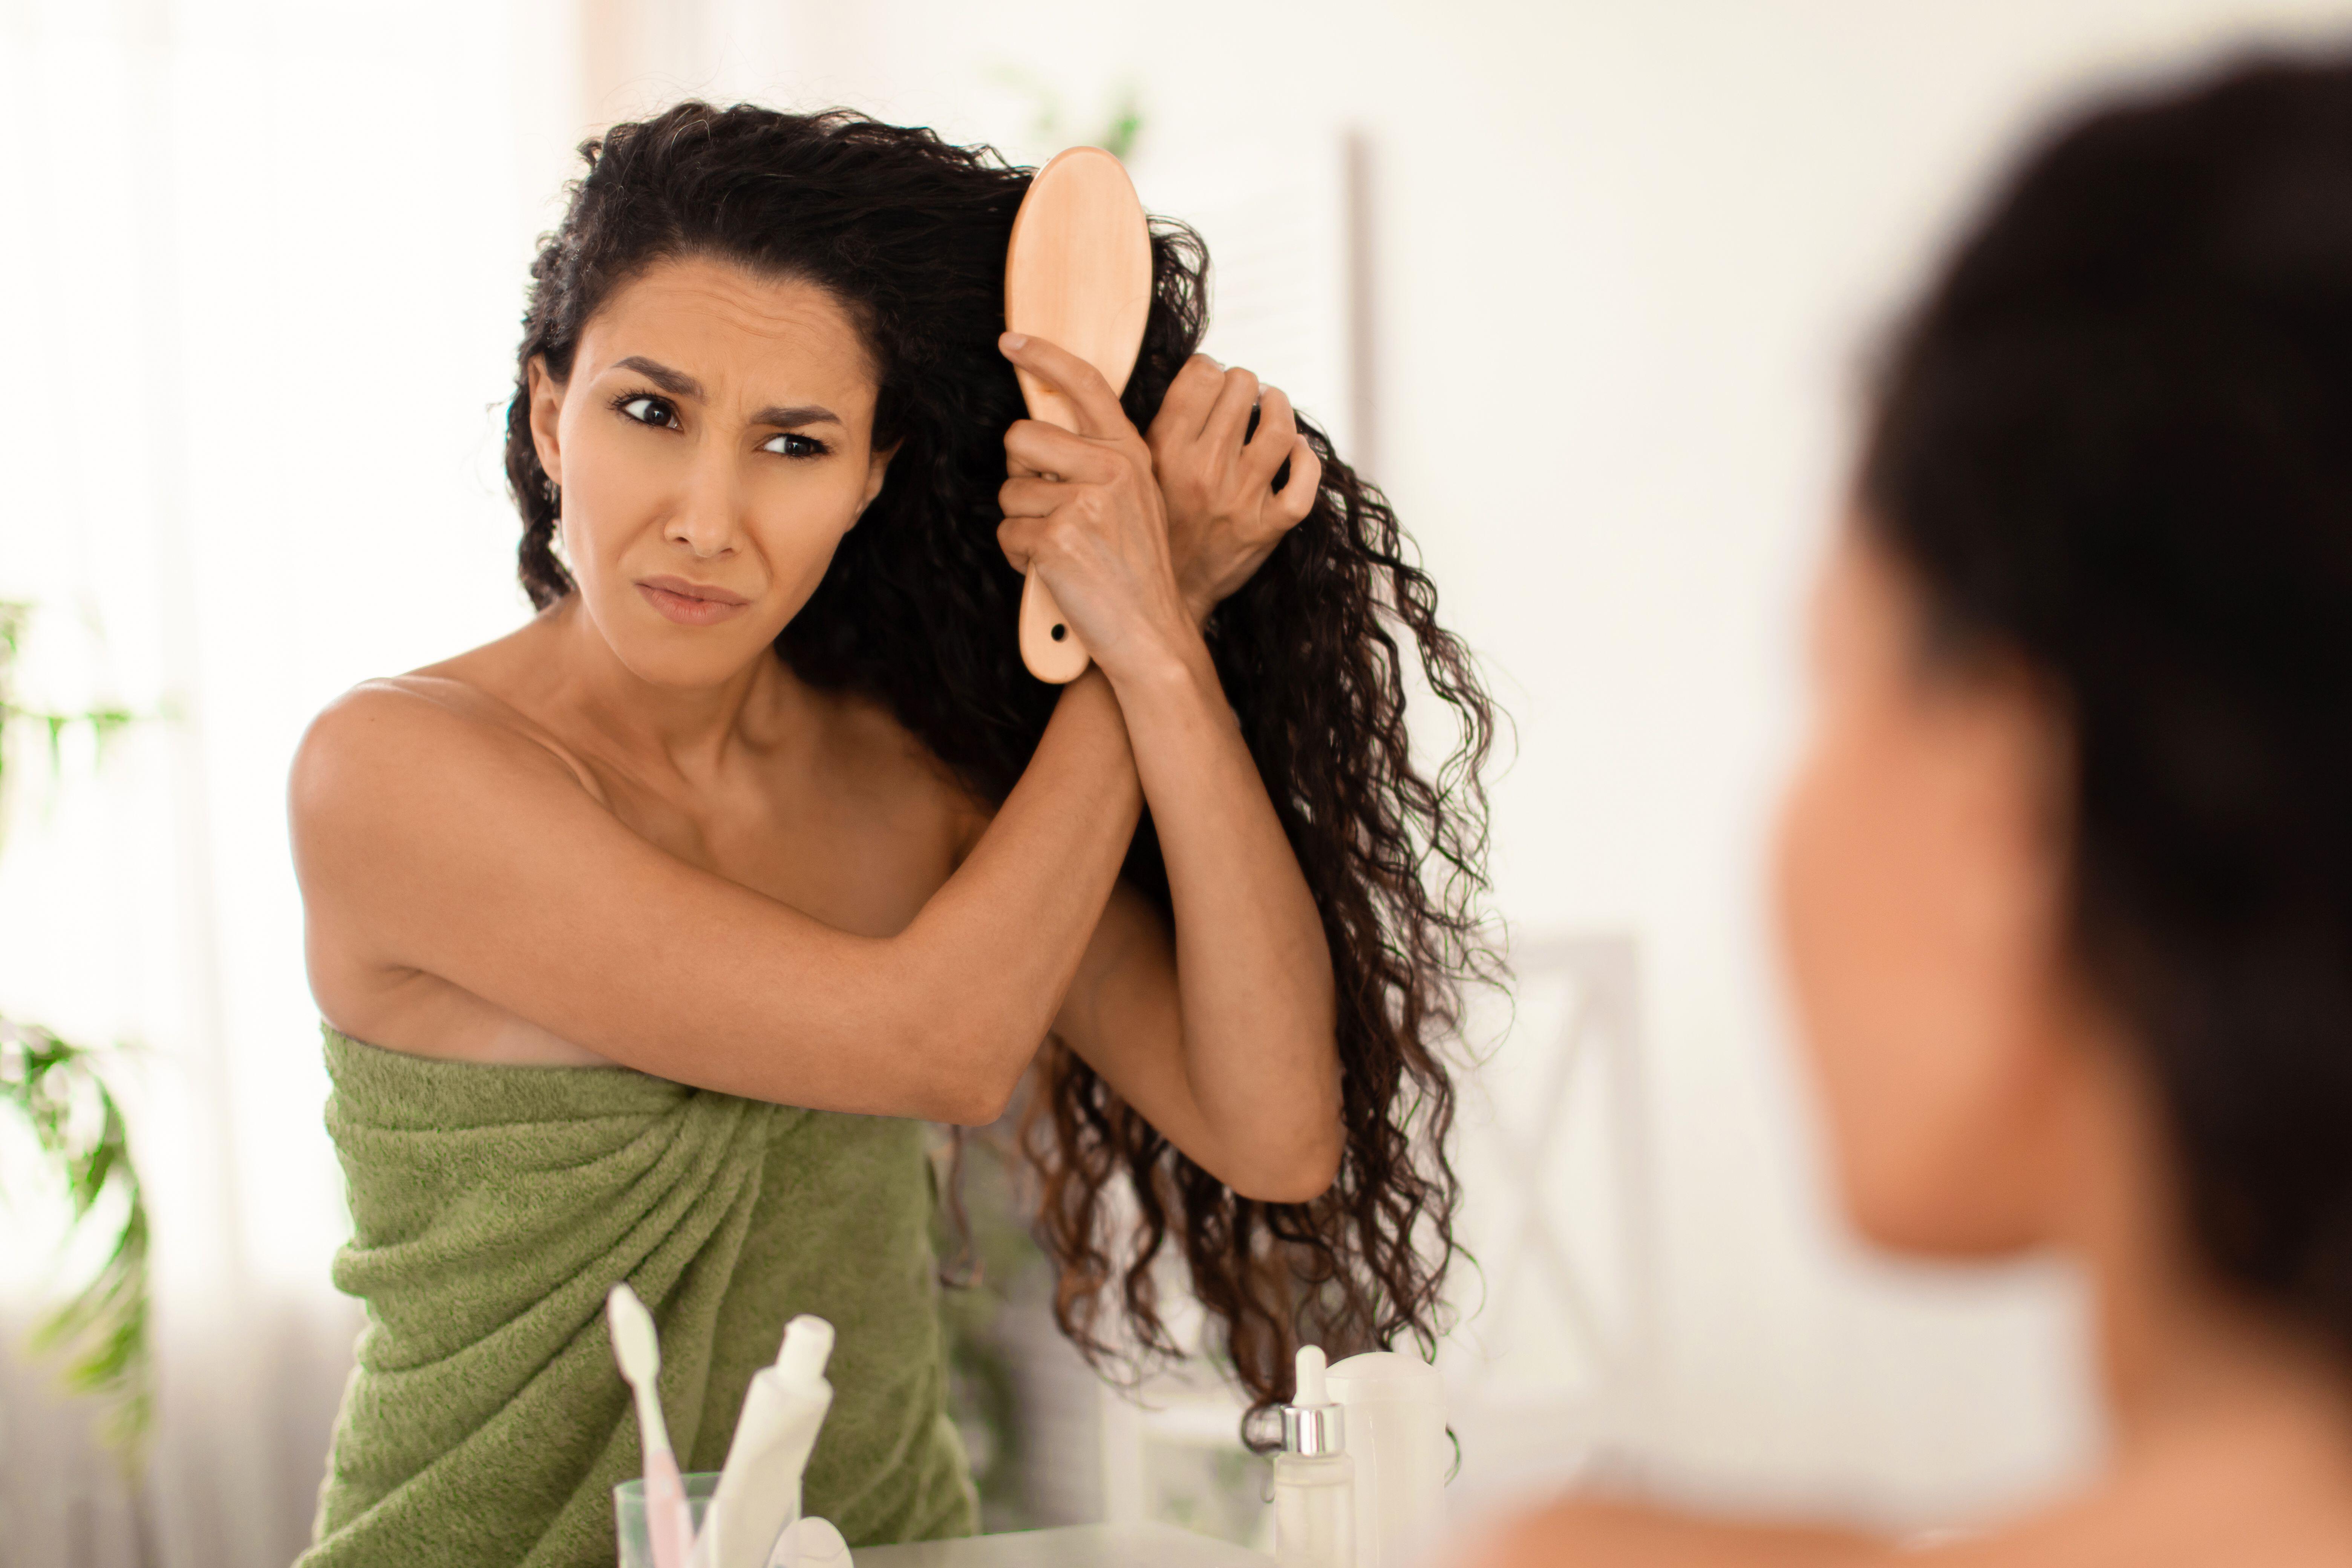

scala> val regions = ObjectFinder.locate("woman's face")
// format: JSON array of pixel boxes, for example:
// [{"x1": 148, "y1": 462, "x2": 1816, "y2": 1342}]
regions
[
  {"x1": 527, "y1": 254, "x2": 894, "y2": 687},
  {"x1": 1773, "y1": 527, "x2": 2081, "y2": 1257}
]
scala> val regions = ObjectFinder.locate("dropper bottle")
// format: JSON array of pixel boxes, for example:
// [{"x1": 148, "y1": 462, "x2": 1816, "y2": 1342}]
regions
[{"x1": 1274, "y1": 1344, "x2": 1355, "y2": 1568}]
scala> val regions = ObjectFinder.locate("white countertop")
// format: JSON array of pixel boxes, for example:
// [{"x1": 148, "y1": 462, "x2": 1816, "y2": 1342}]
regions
[{"x1": 859, "y1": 1523, "x2": 1271, "y2": 1567}]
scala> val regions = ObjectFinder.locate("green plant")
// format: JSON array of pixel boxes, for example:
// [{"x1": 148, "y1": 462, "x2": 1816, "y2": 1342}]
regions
[
  {"x1": 0, "y1": 1018, "x2": 150, "y2": 1458},
  {"x1": 984, "y1": 67, "x2": 1147, "y2": 163},
  {"x1": 0, "y1": 601, "x2": 136, "y2": 789},
  {"x1": 0, "y1": 598, "x2": 153, "y2": 1465}
]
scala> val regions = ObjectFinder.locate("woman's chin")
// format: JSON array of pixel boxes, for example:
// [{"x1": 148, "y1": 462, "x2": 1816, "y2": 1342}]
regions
[
  {"x1": 1839, "y1": 1164, "x2": 2047, "y2": 1260},
  {"x1": 602, "y1": 614, "x2": 782, "y2": 689}
]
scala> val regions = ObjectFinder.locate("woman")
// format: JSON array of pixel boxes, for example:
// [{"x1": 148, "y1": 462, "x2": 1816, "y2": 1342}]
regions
[
  {"x1": 1476, "y1": 52, "x2": 2352, "y2": 1568},
  {"x1": 289, "y1": 106, "x2": 1493, "y2": 1565}
]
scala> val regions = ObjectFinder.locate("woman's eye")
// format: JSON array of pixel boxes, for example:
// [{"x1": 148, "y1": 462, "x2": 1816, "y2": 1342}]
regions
[
  {"x1": 618, "y1": 395, "x2": 678, "y2": 429},
  {"x1": 761, "y1": 432, "x2": 828, "y2": 459}
]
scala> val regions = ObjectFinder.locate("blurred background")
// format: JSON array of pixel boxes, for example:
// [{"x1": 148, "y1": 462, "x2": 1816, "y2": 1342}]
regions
[{"x1": 5, "y1": 2, "x2": 2351, "y2": 1565}]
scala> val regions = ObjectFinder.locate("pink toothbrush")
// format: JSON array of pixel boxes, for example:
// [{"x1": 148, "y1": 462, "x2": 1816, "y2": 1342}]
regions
[{"x1": 608, "y1": 1283, "x2": 694, "y2": 1568}]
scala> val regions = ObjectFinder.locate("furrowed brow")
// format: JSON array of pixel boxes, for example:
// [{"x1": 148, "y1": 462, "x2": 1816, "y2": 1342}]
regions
[
  {"x1": 750, "y1": 405, "x2": 844, "y2": 430},
  {"x1": 612, "y1": 356, "x2": 704, "y2": 400}
]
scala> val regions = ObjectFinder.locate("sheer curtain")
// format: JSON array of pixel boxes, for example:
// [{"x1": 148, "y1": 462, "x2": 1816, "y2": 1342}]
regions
[{"x1": 0, "y1": 2, "x2": 576, "y2": 1561}]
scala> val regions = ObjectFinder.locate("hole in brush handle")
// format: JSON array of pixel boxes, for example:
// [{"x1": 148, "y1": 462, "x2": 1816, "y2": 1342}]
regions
[{"x1": 1020, "y1": 568, "x2": 1088, "y2": 682}]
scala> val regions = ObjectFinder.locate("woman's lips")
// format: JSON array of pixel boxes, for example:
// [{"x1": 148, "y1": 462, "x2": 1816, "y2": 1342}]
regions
[{"x1": 635, "y1": 576, "x2": 752, "y2": 626}]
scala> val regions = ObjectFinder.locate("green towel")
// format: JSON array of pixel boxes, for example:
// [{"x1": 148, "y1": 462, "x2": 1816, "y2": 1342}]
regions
[{"x1": 301, "y1": 1028, "x2": 976, "y2": 1567}]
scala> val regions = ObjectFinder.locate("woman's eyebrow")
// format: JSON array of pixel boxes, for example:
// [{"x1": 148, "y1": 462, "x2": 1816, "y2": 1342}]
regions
[
  {"x1": 612, "y1": 355, "x2": 702, "y2": 398},
  {"x1": 610, "y1": 357, "x2": 841, "y2": 429},
  {"x1": 750, "y1": 404, "x2": 844, "y2": 430}
]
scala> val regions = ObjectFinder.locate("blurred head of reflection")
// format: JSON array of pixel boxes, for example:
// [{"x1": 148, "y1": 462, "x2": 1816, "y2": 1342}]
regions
[
  {"x1": 1474, "y1": 49, "x2": 2352, "y2": 1568},
  {"x1": 1780, "y1": 50, "x2": 2352, "y2": 1448}
]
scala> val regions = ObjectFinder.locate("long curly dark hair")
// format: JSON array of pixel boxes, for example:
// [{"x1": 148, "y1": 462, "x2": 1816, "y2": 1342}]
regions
[
  {"x1": 1862, "y1": 57, "x2": 2352, "y2": 1358},
  {"x1": 502, "y1": 103, "x2": 1497, "y2": 1425}
]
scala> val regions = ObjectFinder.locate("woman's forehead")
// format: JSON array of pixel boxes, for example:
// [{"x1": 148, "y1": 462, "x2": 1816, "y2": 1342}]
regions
[{"x1": 582, "y1": 256, "x2": 878, "y2": 399}]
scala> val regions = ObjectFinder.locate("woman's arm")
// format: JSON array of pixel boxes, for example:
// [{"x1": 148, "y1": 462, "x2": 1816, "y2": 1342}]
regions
[
  {"x1": 993, "y1": 336, "x2": 1342, "y2": 1203},
  {"x1": 289, "y1": 666, "x2": 1139, "y2": 1122}
]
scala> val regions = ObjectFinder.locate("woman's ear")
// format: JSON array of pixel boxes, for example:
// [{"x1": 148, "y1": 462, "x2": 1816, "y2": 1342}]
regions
[
  {"x1": 858, "y1": 441, "x2": 900, "y2": 519},
  {"x1": 527, "y1": 356, "x2": 566, "y2": 488}
]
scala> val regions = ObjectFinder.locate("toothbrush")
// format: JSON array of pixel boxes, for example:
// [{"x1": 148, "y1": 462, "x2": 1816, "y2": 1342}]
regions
[{"x1": 608, "y1": 1282, "x2": 694, "y2": 1568}]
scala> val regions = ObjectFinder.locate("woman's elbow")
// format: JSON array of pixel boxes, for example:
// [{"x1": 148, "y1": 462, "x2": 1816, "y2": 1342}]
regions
[
  {"x1": 1231, "y1": 1122, "x2": 1344, "y2": 1205},
  {"x1": 877, "y1": 977, "x2": 1031, "y2": 1125},
  {"x1": 929, "y1": 1072, "x2": 1020, "y2": 1128},
  {"x1": 908, "y1": 1032, "x2": 1026, "y2": 1126}
]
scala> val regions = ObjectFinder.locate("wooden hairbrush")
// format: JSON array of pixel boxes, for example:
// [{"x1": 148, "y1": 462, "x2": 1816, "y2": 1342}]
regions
[{"x1": 1003, "y1": 145, "x2": 1155, "y2": 683}]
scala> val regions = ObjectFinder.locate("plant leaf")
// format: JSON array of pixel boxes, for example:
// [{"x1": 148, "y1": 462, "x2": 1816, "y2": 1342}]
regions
[
  {"x1": 0, "y1": 1018, "x2": 154, "y2": 1472},
  {"x1": 0, "y1": 606, "x2": 158, "y2": 1473}
]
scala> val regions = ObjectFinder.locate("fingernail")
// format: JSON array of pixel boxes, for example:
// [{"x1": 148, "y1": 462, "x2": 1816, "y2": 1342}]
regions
[{"x1": 1001, "y1": 332, "x2": 1028, "y2": 351}]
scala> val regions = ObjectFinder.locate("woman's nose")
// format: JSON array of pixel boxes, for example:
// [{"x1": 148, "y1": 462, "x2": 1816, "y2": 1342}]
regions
[{"x1": 666, "y1": 453, "x2": 744, "y2": 558}]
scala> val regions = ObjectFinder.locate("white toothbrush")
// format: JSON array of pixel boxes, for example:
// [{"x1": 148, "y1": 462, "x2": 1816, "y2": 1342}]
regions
[{"x1": 608, "y1": 1282, "x2": 694, "y2": 1568}]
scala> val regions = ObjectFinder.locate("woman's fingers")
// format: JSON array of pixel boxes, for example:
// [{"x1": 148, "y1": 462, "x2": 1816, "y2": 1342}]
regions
[
  {"x1": 1243, "y1": 387, "x2": 1320, "y2": 525},
  {"x1": 998, "y1": 474, "x2": 1065, "y2": 519},
  {"x1": 1239, "y1": 386, "x2": 1300, "y2": 486},
  {"x1": 1147, "y1": 353, "x2": 1227, "y2": 452},
  {"x1": 995, "y1": 512, "x2": 1042, "y2": 573},
  {"x1": 994, "y1": 499, "x2": 1149, "y2": 592},
  {"x1": 1004, "y1": 418, "x2": 1121, "y2": 482},
  {"x1": 1270, "y1": 434, "x2": 1323, "y2": 524},
  {"x1": 1200, "y1": 364, "x2": 1263, "y2": 454},
  {"x1": 999, "y1": 332, "x2": 1134, "y2": 439}
]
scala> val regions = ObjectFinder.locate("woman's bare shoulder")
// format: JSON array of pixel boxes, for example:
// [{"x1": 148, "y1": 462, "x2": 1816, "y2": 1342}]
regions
[
  {"x1": 1460, "y1": 1453, "x2": 2352, "y2": 1568},
  {"x1": 1459, "y1": 1499, "x2": 1884, "y2": 1568},
  {"x1": 290, "y1": 657, "x2": 599, "y2": 839}
]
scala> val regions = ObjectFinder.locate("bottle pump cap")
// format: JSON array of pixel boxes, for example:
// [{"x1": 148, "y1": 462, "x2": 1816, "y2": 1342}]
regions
[{"x1": 1280, "y1": 1344, "x2": 1345, "y2": 1457}]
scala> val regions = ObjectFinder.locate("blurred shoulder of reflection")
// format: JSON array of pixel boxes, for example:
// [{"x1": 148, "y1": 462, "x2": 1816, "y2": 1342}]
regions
[{"x1": 1454, "y1": 1498, "x2": 1884, "y2": 1568}]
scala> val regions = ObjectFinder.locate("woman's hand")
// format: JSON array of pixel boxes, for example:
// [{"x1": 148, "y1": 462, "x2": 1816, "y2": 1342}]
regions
[
  {"x1": 996, "y1": 333, "x2": 1198, "y2": 681},
  {"x1": 1145, "y1": 355, "x2": 1324, "y2": 625}
]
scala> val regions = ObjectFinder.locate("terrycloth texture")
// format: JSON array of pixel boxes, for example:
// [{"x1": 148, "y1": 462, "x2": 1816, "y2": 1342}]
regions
[{"x1": 302, "y1": 1028, "x2": 975, "y2": 1568}]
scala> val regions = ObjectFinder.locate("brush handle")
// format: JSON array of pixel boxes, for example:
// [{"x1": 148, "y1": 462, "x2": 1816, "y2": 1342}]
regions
[
  {"x1": 1018, "y1": 566, "x2": 1092, "y2": 684},
  {"x1": 1012, "y1": 377, "x2": 1095, "y2": 685},
  {"x1": 644, "y1": 1449, "x2": 693, "y2": 1568}
]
